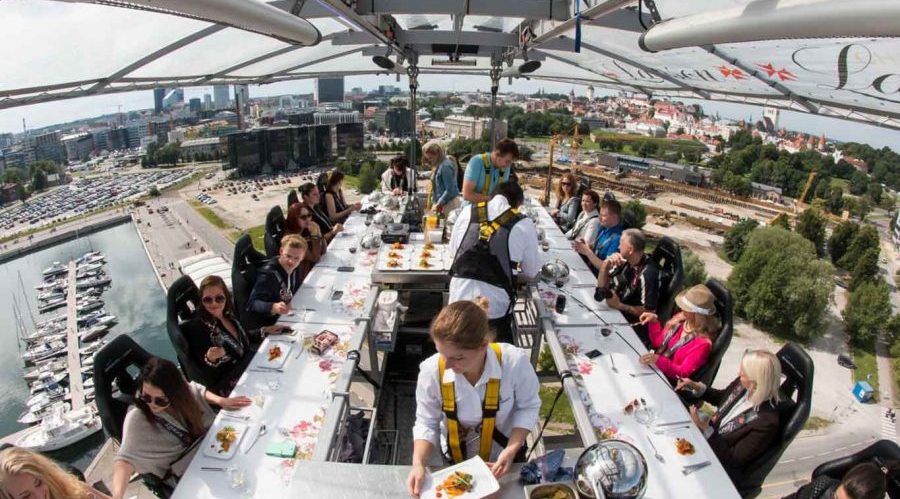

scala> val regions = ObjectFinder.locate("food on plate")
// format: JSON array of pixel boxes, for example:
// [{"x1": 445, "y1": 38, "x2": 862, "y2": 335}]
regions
[
  {"x1": 214, "y1": 425, "x2": 237, "y2": 453},
  {"x1": 391, "y1": 242, "x2": 405, "y2": 249},
  {"x1": 675, "y1": 437, "x2": 696, "y2": 456},
  {"x1": 418, "y1": 258, "x2": 432, "y2": 269},
  {"x1": 388, "y1": 250, "x2": 402, "y2": 258},
  {"x1": 267, "y1": 345, "x2": 282, "y2": 361},
  {"x1": 435, "y1": 471, "x2": 474, "y2": 498},
  {"x1": 420, "y1": 249, "x2": 433, "y2": 258},
  {"x1": 423, "y1": 242, "x2": 435, "y2": 250},
  {"x1": 387, "y1": 259, "x2": 402, "y2": 268}
]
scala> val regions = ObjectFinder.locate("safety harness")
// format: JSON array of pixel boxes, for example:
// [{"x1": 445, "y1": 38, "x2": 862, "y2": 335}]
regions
[{"x1": 439, "y1": 343, "x2": 503, "y2": 463}]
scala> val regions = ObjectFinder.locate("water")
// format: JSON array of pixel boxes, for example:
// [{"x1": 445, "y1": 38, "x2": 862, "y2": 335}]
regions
[{"x1": 0, "y1": 222, "x2": 174, "y2": 471}]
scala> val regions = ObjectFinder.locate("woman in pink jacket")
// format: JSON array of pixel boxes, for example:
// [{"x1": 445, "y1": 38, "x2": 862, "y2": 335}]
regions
[{"x1": 637, "y1": 284, "x2": 720, "y2": 383}]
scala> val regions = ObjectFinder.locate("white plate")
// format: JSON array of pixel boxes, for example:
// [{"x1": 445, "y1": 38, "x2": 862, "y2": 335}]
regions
[
  {"x1": 412, "y1": 257, "x2": 443, "y2": 271},
  {"x1": 420, "y1": 456, "x2": 500, "y2": 499},
  {"x1": 656, "y1": 428, "x2": 706, "y2": 466},
  {"x1": 256, "y1": 339, "x2": 292, "y2": 369},
  {"x1": 377, "y1": 251, "x2": 411, "y2": 271},
  {"x1": 203, "y1": 420, "x2": 247, "y2": 460}
]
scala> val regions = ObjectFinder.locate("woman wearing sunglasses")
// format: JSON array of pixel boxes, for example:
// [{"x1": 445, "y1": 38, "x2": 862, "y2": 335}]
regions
[
  {"x1": 110, "y1": 357, "x2": 251, "y2": 499},
  {"x1": 284, "y1": 202, "x2": 327, "y2": 276},
  {"x1": 182, "y1": 275, "x2": 288, "y2": 395},
  {"x1": 550, "y1": 173, "x2": 580, "y2": 232}
]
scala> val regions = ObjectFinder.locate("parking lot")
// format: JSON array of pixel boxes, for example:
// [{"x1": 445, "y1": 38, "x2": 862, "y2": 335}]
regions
[{"x1": 0, "y1": 169, "x2": 195, "y2": 239}]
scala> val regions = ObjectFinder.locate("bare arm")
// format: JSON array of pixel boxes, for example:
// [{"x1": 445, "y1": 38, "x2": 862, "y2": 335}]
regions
[
  {"x1": 462, "y1": 179, "x2": 489, "y2": 204},
  {"x1": 110, "y1": 460, "x2": 135, "y2": 499},
  {"x1": 325, "y1": 194, "x2": 354, "y2": 223}
]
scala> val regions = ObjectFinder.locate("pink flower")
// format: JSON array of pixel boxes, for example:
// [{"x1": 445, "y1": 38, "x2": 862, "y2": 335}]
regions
[
  {"x1": 578, "y1": 361, "x2": 593, "y2": 375},
  {"x1": 318, "y1": 359, "x2": 334, "y2": 371}
]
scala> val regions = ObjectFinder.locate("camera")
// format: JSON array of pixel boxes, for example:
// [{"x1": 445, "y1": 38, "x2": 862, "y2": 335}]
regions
[{"x1": 594, "y1": 286, "x2": 613, "y2": 301}]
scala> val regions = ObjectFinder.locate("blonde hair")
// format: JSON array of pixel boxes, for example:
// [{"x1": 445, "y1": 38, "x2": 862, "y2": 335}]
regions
[
  {"x1": 0, "y1": 447, "x2": 93, "y2": 499},
  {"x1": 422, "y1": 140, "x2": 446, "y2": 169},
  {"x1": 555, "y1": 173, "x2": 577, "y2": 203},
  {"x1": 665, "y1": 311, "x2": 720, "y2": 341},
  {"x1": 741, "y1": 350, "x2": 782, "y2": 407},
  {"x1": 430, "y1": 299, "x2": 494, "y2": 350},
  {"x1": 280, "y1": 234, "x2": 308, "y2": 252}
]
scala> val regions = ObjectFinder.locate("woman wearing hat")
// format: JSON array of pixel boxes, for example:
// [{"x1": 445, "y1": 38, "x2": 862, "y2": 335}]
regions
[{"x1": 637, "y1": 284, "x2": 720, "y2": 383}]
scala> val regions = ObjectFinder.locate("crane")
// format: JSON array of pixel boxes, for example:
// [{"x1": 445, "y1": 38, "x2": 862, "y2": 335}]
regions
[
  {"x1": 796, "y1": 171, "x2": 817, "y2": 213},
  {"x1": 542, "y1": 134, "x2": 562, "y2": 207}
]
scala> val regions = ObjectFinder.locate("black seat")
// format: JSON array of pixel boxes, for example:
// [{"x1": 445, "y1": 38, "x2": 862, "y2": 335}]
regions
[
  {"x1": 812, "y1": 439, "x2": 900, "y2": 498},
  {"x1": 263, "y1": 205, "x2": 285, "y2": 258},
  {"x1": 232, "y1": 233, "x2": 267, "y2": 326},
  {"x1": 287, "y1": 190, "x2": 299, "y2": 209},
  {"x1": 650, "y1": 236, "x2": 684, "y2": 322},
  {"x1": 93, "y1": 335, "x2": 173, "y2": 498},
  {"x1": 691, "y1": 279, "x2": 733, "y2": 389},
  {"x1": 165, "y1": 275, "x2": 210, "y2": 387},
  {"x1": 737, "y1": 342, "x2": 813, "y2": 497}
]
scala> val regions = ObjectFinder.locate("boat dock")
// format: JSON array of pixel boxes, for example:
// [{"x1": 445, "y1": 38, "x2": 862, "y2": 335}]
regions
[{"x1": 65, "y1": 261, "x2": 85, "y2": 411}]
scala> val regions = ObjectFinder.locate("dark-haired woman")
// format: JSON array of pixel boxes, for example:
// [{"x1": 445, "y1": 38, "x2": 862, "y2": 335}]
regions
[
  {"x1": 324, "y1": 170, "x2": 361, "y2": 224},
  {"x1": 182, "y1": 275, "x2": 288, "y2": 395},
  {"x1": 782, "y1": 462, "x2": 893, "y2": 499},
  {"x1": 110, "y1": 357, "x2": 250, "y2": 499},
  {"x1": 284, "y1": 203, "x2": 327, "y2": 276},
  {"x1": 407, "y1": 299, "x2": 540, "y2": 497}
]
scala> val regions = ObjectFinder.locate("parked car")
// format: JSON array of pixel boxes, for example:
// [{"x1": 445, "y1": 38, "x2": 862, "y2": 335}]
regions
[{"x1": 837, "y1": 353, "x2": 857, "y2": 369}]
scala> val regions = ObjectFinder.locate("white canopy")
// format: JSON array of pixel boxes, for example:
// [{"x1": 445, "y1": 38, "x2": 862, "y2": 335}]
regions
[{"x1": 2, "y1": 0, "x2": 899, "y2": 130}]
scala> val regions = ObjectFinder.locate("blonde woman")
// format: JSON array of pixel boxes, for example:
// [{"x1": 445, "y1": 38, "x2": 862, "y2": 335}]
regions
[
  {"x1": 638, "y1": 284, "x2": 720, "y2": 382},
  {"x1": 0, "y1": 446, "x2": 111, "y2": 499},
  {"x1": 551, "y1": 173, "x2": 580, "y2": 231},
  {"x1": 423, "y1": 141, "x2": 461, "y2": 214},
  {"x1": 406, "y1": 299, "x2": 540, "y2": 497},
  {"x1": 677, "y1": 350, "x2": 782, "y2": 483}
]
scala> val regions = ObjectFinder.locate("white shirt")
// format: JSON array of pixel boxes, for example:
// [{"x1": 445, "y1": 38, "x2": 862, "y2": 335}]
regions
[
  {"x1": 448, "y1": 195, "x2": 541, "y2": 319},
  {"x1": 380, "y1": 168, "x2": 416, "y2": 193},
  {"x1": 566, "y1": 209, "x2": 600, "y2": 248},
  {"x1": 412, "y1": 343, "x2": 541, "y2": 461}
]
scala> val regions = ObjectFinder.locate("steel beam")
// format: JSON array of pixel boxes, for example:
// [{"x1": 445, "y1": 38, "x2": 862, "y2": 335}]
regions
[
  {"x1": 354, "y1": 0, "x2": 569, "y2": 20},
  {"x1": 536, "y1": 50, "x2": 653, "y2": 96},
  {"x1": 314, "y1": 0, "x2": 405, "y2": 55},
  {"x1": 701, "y1": 45, "x2": 818, "y2": 114},
  {"x1": 263, "y1": 46, "x2": 372, "y2": 79},
  {"x1": 524, "y1": 0, "x2": 635, "y2": 48}
]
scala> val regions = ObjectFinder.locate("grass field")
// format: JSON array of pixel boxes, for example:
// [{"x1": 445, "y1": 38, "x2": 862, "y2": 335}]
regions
[
  {"x1": 853, "y1": 346, "x2": 880, "y2": 402},
  {"x1": 539, "y1": 384, "x2": 575, "y2": 426},
  {"x1": 188, "y1": 200, "x2": 229, "y2": 230}
]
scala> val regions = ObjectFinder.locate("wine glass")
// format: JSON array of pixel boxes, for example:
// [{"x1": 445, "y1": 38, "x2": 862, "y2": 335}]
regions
[
  {"x1": 266, "y1": 374, "x2": 281, "y2": 392},
  {"x1": 635, "y1": 403, "x2": 657, "y2": 428}
]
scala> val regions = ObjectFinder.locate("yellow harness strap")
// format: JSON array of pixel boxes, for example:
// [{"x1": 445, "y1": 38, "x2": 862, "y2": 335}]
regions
[
  {"x1": 478, "y1": 207, "x2": 520, "y2": 242},
  {"x1": 439, "y1": 343, "x2": 503, "y2": 463},
  {"x1": 480, "y1": 153, "x2": 492, "y2": 196}
]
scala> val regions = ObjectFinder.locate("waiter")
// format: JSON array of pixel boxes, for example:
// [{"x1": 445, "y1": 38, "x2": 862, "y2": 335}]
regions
[
  {"x1": 381, "y1": 155, "x2": 416, "y2": 195},
  {"x1": 407, "y1": 300, "x2": 540, "y2": 497},
  {"x1": 461, "y1": 138, "x2": 519, "y2": 204},
  {"x1": 448, "y1": 181, "x2": 540, "y2": 342}
]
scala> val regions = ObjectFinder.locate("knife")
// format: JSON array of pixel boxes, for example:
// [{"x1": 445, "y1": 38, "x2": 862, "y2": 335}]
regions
[
  {"x1": 244, "y1": 424, "x2": 266, "y2": 454},
  {"x1": 656, "y1": 419, "x2": 692, "y2": 427},
  {"x1": 682, "y1": 461, "x2": 711, "y2": 475}
]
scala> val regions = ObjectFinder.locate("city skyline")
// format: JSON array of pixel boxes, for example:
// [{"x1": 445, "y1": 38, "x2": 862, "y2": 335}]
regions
[{"x1": 1, "y1": 74, "x2": 900, "y2": 152}]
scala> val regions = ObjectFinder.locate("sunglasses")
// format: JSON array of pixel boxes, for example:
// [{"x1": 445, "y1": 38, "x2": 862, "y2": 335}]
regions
[
  {"x1": 561, "y1": 182, "x2": 572, "y2": 186},
  {"x1": 139, "y1": 392, "x2": 170, "y2": 407},
  {"x1": 202, "y1": 295, "x2": 226, "y2": 304},
  {"x1": 298, "y1": 213, "x2": 313, "y2": 220}
]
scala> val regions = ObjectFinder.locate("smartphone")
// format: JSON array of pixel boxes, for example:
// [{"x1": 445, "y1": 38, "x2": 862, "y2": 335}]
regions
[
  {"x1": 585, "y1": 349, "x2": 603, "y2": 359},
  {"x1": 330, "y1": 290, "x2": 344, "y2": 301},
  {"x1": 337, "y1": 266, "x2": 355, "y2": 272}
]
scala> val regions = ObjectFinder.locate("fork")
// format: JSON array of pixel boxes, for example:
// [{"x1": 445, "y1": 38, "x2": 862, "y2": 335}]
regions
[
  {"x1": 646, "y1": 435, "x2": 665, "y2": 463},
  {"x1": 609, "y1": 355, "x2": 619, "y2": 373}
]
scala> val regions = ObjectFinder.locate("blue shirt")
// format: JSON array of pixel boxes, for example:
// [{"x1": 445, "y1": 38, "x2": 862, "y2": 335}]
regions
[
  {"x1": 464, "y1": 153, "x2": 510, "y2": 203},
  {"x1": 594, "y1": 223, "x2": 623, "y2": 260},
  {"x1": 431, "y1": 157, "x2": 461, "y2": 207}
]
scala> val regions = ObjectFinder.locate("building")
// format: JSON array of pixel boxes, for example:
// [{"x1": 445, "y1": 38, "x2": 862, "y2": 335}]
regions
[
  {"x1": 374, "y1": 108, "x2": 412, "y2": 136},
  {"x1": 126, "y1": 123, "x2": 146, "y2": 149},
  {"x1": 315, "y1": 77, "x2": 345, "y2": 104},
  {"x1": 32, "y1": 131, "x2": 65, "y2": 164},
  {"x1": 0, "y1": 183, "x2": 19, "y2": 205},
  {"x1": 213, "y1": 85, "x2": 230, "y2": 109},
  {"x1": 153, "y1": 88, "x2": 166, "y2": 114},
  {"x1": 335, "y1": 123, "x2": 364, "y2": 153},
  {"x1": 225, "y1": 124, "x2": 332, "y2": 175},
  {"x1": 443, "y1": 114, "x2": 508, "y2": 143},
  {"x1": 314, "y1": 111, "x2": 360, "y2": 126},
  {"x1": 750, "y1": 182, "x2": 783, "y2": 203},
  {"x1": 180, "y1": 137, "x2": 224, "y2": 162},
  {"x1": 203, "y1": 94, "x2": 213, "y2": 110},
  {"x1": 614, "y1": 153, "x2": 705, "y2": 186},
  {"x1": 108, "y1": 127, "x2": 130, "y2": 151},
  {"x1": 189, "y1": 98, "x2": 202, "y2": 113},
  {"x1": 162, "y1": 88, "x2": 185, "y2": 110},
  {"x1": 0, "y1": 133, "x2": 14, "y2": 150},
  {"x1": 61, "y1": 132, "x2": 94, "y2": 162}
]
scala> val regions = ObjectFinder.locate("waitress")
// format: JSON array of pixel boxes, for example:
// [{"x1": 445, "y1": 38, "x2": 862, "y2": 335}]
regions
[
  {"x1": 423, "y1": 140, "x2": 461, "y2": 214},
  {"x1": 407, "y1": 299, "x2": 540, "y2": 497}
]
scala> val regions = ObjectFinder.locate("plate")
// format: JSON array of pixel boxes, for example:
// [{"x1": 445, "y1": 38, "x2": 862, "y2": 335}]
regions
[
  {"x1": 256, "y1": 339, "x2": 292, "y2": 369},
  {"x1": 376, "y1": 251, "x2": 411, "y2": 271},
  {"x1": 203, "y1": 420, "x2": 247, "y2": 460},
  {"x1": 412, "y1": 257, "x2": 443, "y2": 271},
  {"x1": 657, "y1": 428, "x2": 706, "y2": 466},
  {"x1": 420, "y1": 456, "x2": 500, "y2": 499}
]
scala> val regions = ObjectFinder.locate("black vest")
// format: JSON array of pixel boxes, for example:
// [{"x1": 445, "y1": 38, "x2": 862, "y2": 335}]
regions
[{"x1": 450, "y1": 202, "x2": 525, "y2": 300}]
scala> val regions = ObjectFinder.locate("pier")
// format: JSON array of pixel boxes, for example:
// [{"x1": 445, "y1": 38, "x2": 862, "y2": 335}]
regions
[{"x1": 65, "y1": 261, "x2": 85, "y2": 411}]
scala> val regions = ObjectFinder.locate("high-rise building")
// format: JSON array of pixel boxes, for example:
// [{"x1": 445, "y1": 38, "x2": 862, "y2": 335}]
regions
[
  {"x1": 32, "y1": 131, "x2": 65, "y2": 164},
  {"x1": 108, "y1": 127, "x2": 130, "y2": 151},
  {"x1": 373, "y1": 108, "x2": 412, "y2": 136},
  {"x1": 234, "y1": 85, "x2": 250, "y2": 129},
  {"x1": 189, "y1": 98, "x2": 202, "y2": 113},
  {"x1": 153, "y1": 88, "x2": 166, "y2": 114},
  {"x1": 203, "y1": 94, "x2": 213, "y2": 110},
  {"x1": 213, "y1": 85, "x2": 230, "y2": 110},
  {"x1": 0, "y1": 133, "x2": 15, "y2": 150},
  {"x1": 61, "y1": 132, "x2": 94, "y2": 162},
  {"x1": 92, "y1": 128, "x2": 109, "y2": 151},
  {"x1": 163, "y1": 88, "x2": 185, "y2": 109},
  {"x1": 315, "y1": 78, "x2": 345, "y2": 104}
]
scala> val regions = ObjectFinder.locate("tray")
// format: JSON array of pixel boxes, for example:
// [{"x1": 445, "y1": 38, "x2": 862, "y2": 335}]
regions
[
  {"x1": 420, "y1": 456, "x2": 500, "y2": 499},
  {"x1": 203, "y1": 420, "x2": 247, "y2": 460},
  {"x1": 256, "y1": 339, "x2": 292, "y2": 369}
]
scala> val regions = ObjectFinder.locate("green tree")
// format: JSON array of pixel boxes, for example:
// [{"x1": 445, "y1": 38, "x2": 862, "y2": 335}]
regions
[
  {"x1": 795, "y1": 207, "x2": 827, "y2": 257},
  {"x1": 723, "y1": 218, "x2": 759, "y2": 262},
  {"x1": 770, "y1": 213, "x2": 791, "y2": 231},
  {"x1": 838, "y1": 225, "x2": 879, "y2": 270},
  {"x1": 826, "y1": 187, "x2": 845, "y2": 214},
  {"x1": 843, "y1": 281, "x2": 891, "y2": 346},
  {"x1": 357, "y1": 160, "x2": 388, "y2": 194},
  {"x1": 31, "y1": 170, "x2": 48, "y2": 191},
  {"x1": 828, "y1": 221, "x2": 859, "y2": 265},
  {"x1": 622, "y1": 199, "x2": 647, "y2": 229},
  {"x1": 681, "y1": 247, "x2": 708, "y2": 288},
  {"x1": 728, "y1": 227, "x2": 833, "y2": 339},
  {"x1": 849, "y1": 248, "x2": 880, "y2": 290}
]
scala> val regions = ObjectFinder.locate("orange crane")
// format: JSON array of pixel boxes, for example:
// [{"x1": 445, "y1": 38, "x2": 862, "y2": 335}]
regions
[{"x1": 796, "y1": 171, "x2": 817, "y2": 213}]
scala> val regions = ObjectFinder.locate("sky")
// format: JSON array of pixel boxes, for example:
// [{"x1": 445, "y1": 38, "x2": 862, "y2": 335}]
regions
[{"x1": 3, "y1": 76, "x2": 900, "y2": 151}]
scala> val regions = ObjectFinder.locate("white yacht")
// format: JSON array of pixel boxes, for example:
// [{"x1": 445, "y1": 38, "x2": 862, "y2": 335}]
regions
[{"x1": 16, "y1": 405, "x2": 102, "y2": 452}]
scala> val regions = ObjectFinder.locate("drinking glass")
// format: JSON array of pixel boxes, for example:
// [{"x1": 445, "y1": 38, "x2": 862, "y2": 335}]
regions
[
  {"x1": 266, "y1": 374, "x2": 281, "y2": 392},
  {"x1": 634, "y1": 405, "x2": 657, "y2": 427}
]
